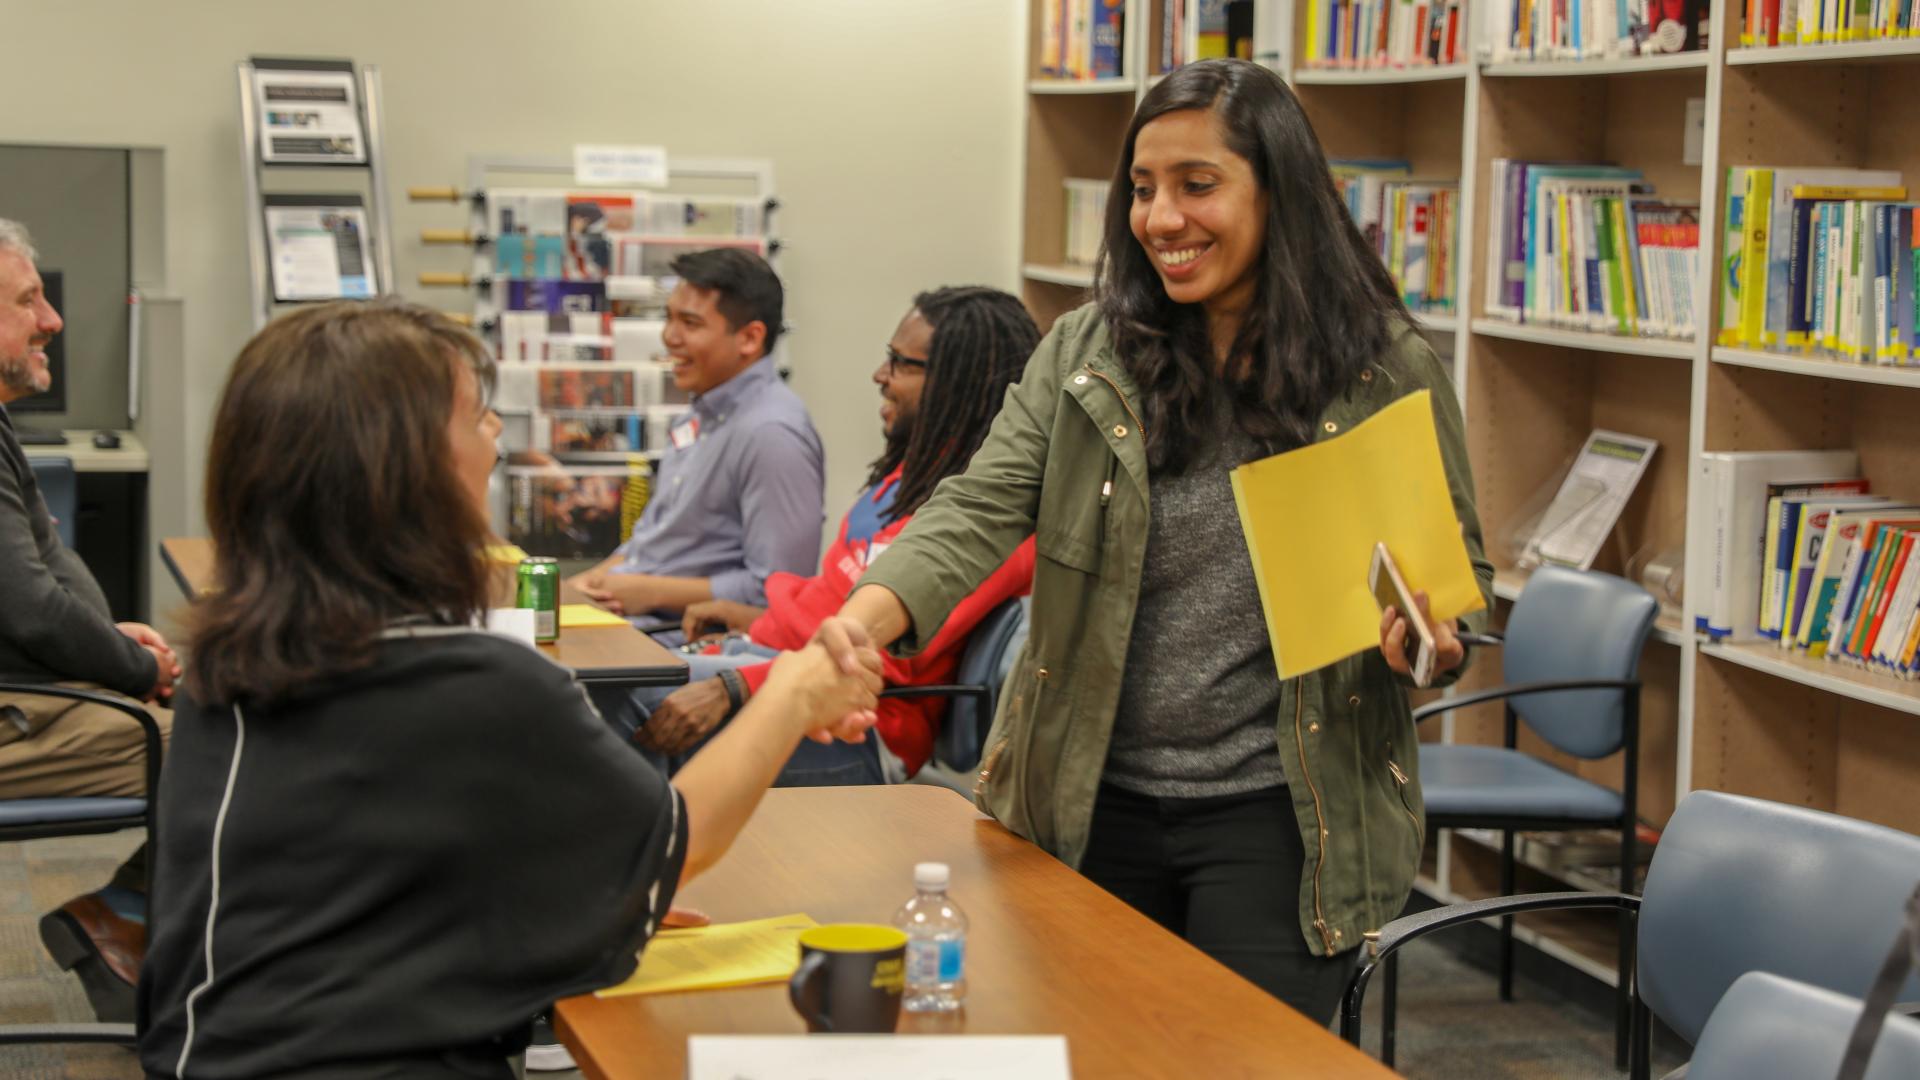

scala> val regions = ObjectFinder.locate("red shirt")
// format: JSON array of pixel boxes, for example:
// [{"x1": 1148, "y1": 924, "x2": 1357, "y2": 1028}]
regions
[{"x1": 735, "y1": 469, "x2": 1035, "y2": 776}]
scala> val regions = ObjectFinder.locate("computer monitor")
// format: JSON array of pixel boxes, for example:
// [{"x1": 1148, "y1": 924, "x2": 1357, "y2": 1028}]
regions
[{"x1": 8, "y1": 268, "x2": 67, "y2": 416}]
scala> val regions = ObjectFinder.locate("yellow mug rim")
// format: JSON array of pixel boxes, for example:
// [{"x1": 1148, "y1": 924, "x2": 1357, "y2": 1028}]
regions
[{"x1": 798, "y1": 924, "x2": 907, "y2": 953}]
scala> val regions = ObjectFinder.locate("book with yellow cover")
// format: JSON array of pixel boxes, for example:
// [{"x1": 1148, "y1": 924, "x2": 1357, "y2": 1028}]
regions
[{"x1": 1230, "y1": 390, "x2": 1485, "y2": 680}]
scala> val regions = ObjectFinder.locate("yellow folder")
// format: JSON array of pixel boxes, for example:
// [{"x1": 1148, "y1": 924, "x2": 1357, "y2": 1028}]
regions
[
  {"x1": 1230, "y1": 390, "x2": 1485, "y2": 679},
  {"x1": 596, "y1": 913, "x2": 819, "y2": 997},
  {"x1": 560, "y1": 603, "x2": 633, "y2": 629}
]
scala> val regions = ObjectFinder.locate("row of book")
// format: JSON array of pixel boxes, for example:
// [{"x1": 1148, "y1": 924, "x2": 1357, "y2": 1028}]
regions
[
  {"x1": 1483, "y1": 0, "x2": 1706, "y2": 61},
  {"x1": 1739, "y1": 0, "x2": 1920, "y2": 46},
  {"x1": 1483, "y1": 160, "x2": 1701, "y2": 339},
  {"x1": 1699, "y1": 448, "x2": 1920, "y2": 676},
  {"x1": 1332, "y1": 161, "x2": 1459, "y2": 313},
  {"x1": 1062, "y1": 178, "x2": 1111, "y2": 268},
  {"x1": 1037, "y1": 0, "x2": 1126, "y2": 80},
  {"x1": 509, "y1": 455, "x2": 652, "y2": 560},
  {"x1": 487, "y1": 190, "x2": 764, "y2": 281},
  {"x1": 1160, "y1": 0, "x2": 1187, "y2": 69},
  {"x1": 1718, "y1": 166, "x2": 1916, "y2": 366},
  {"x1": 1196, "y1": 0, "x2": 1257, "y2": 61},
  {"x1": 1301, "y1": 0, "x2": 1468, "y2": 68}
]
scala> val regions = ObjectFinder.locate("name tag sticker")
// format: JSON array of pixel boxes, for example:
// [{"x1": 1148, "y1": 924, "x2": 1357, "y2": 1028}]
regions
[{"x1": 670, "y1": 417, "x2": 700, "y2": 450}]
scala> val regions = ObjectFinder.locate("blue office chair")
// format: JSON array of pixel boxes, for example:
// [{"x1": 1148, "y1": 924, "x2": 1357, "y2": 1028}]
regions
[
  {"x1": 1376, "y1": 565, "x2": 1657, "y2": 1067},
  {"x1": 29, "y1": 455, "x2": 78, "y2": 549},
  {"x1": 885, "y1": 596, "x2": 1027, "y2": 785},
  {"x1": 1687, "y1": 973, "x2": 1920, "y2": 1080},
  {"x1": 1343, "y1": 791, "x2": 1920, "y2": 1080},
  {"x1": 0, "y1": 684, "x2": 163, "y2": 1047}
]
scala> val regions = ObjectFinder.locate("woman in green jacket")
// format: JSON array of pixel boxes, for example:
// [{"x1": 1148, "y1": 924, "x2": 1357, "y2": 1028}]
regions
[{"x1": 823, "y1": 59, "x2": 1494, "y2": 1022}]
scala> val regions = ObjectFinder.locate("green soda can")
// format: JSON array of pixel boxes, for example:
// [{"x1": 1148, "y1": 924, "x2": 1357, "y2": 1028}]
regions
[{"x1": 516, "y1": 557, "x2": 560, "y2": 643}]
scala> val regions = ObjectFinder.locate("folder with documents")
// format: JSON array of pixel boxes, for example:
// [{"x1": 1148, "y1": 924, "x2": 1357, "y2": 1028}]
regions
[{"x1": 1229, "y1": 390, "x2": 1485, "y2": 679}]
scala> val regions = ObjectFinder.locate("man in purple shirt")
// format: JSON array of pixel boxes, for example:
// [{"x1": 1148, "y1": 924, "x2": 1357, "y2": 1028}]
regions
[{"x1": 568, "y1": 248, "x2": 824, "y2": 621}]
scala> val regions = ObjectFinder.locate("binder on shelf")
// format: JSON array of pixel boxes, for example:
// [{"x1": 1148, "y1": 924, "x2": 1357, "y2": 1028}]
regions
[{"x1": 1695, "y1": 450, "x2": 1860, "y2": 642}]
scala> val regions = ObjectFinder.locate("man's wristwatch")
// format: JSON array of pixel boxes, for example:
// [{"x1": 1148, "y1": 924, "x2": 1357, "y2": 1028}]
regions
[{"x1": 718, "y1": 668, "x2": 747, "y2": 716}]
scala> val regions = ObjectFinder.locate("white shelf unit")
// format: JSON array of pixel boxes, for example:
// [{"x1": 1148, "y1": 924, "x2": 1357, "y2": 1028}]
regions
[
  {"x1": 1291, "y1": 63, "x2": 1471, "y2": 84},
  {"x1": 1023, "y1": 262, "x2": 1097, "y2": 288},
  {"x1": 1471, "y1": 318, "x2": 1694, "y2": 359},
  {"x1": 1493, "y1": 568, "x2": 1688, "y2": 647},
  {"x1": 1413, "y1": 310, "x2": 1460, "y2": 333},
  {"x1": 1027, "y1": 77, "x2": 1140, "y2": 94},
  {"x1": 1481, "y1": 51, "x2": 1712, "y2": 76},
  {"x1": 1711, "y1": 346, "x2": 1920, "y2": 389},
  {"x1": 1726, "y1": 39, "x2": 1920, "y2": 66},
  {"x1": 1017, "y1": 0, "x2": 1920, "y2": 982},
  {"x1": 1699, "y1": 642, "x2": 1920, "y2": 718}
]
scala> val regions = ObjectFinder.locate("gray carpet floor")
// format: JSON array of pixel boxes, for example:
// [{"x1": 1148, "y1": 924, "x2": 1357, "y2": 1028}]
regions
[{"x1": 2, "y1": 832, "x2": 1682, "y2": 1079}]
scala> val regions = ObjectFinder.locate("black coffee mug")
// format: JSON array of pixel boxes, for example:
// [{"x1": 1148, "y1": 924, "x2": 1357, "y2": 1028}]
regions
[{"x1": 788, "y1": 924, "x2": 907, "y2": 1033}]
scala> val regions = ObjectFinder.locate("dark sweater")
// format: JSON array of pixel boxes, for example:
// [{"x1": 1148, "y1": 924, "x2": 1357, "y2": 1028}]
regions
[
  {"x1": 139, "y1": 628, "x2": 685, "y2": 1079},
  {"x1": 0, "y1": 404, "x2": 155, "y2": 697}
]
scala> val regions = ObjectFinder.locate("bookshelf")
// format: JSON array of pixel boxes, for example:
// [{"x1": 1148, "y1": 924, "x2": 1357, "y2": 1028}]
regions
[{"x1": 1013, "y1": 0, "x2": 1920, "y2": 988}]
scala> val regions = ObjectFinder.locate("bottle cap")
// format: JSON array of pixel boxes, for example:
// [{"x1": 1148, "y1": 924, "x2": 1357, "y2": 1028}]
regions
[{"x1": 914, "y1": 861, "x2": 950, "y2": 890}]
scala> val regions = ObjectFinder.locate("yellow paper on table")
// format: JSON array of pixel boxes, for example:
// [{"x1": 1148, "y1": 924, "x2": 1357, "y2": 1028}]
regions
[
  {"x1": 596, "y1": 913, "x2": 819, "y2": 998},
  {"x1": 560, "y1": 603, "x2": 632, "y2": 629},
  {"x1": 485, "y1": 543, "x2": 529, "y2": 564},
  {"x1": 1229, "y1": 389, "x2": 1485, "y2": 679}
]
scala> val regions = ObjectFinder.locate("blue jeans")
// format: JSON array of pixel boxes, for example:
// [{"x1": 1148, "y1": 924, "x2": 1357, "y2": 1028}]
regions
[{"x1": 591, "y1": 638, "x2": 887, "y2": 787}]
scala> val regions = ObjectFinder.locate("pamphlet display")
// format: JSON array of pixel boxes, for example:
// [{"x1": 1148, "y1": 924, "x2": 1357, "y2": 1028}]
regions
[
  {"x1": 1518, "y1": 430, "x2": 1659, "y2": 571},
  {"x1": 249, "y1": 63, "x2": 368, "y2": 165},
  {"x1": 264, "y1": 195, "x2": 377, "y2": 302}
]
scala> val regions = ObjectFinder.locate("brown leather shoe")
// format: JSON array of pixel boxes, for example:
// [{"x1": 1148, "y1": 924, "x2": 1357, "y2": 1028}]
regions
[{"x1": 40, "y1": 892, "x2": 142, "y2": 1023}]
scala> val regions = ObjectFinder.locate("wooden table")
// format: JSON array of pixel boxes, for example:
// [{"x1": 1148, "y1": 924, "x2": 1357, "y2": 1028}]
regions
[
  {"x1": 159, "y1": 537, "x2": 687, "y2": 689},
  {"x1": 556, "y1": 786, "x2": 1398, "y2": 1080}
]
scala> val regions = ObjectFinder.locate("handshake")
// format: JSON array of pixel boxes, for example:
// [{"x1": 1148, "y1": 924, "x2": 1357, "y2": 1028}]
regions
[{"x1": 740, "y1": 617, "x2": 891, "y2": 750}]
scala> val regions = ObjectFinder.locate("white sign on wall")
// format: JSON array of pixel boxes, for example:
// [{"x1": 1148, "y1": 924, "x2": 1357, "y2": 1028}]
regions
[{"x1": 574, "y1": 144, "x2": 670, "y2": 188}]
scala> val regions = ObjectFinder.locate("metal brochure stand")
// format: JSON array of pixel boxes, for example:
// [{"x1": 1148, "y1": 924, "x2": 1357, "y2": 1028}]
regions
[{"x1": 236, "y1": 57, "x2": 397, "y2": 331}]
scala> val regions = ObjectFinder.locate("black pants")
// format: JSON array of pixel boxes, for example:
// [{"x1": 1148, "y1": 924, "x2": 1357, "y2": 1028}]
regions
[{"x1": 1080, "y1": 783, "x2": 1357, "y2": 1025}]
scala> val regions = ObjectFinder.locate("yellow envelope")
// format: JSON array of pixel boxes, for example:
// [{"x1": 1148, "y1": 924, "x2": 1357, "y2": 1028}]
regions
[
  {"x1": 596, "y1": 913, "x2": 819, "y2": 997},
  {"x1": 486, "y1": 544, "x2": 530, "y2": 564},
  {"x1": 560, "y1": 603, "x2": 632, "y2": 629},
  {"x1": 1229, "y1": 389, "x2": 1484, "y2": 679}
]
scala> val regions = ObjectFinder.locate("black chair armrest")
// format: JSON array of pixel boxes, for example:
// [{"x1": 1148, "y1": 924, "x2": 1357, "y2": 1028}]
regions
[
  {"x1": 628, "y1": 615, "x2": 681, "y2": 636},
  {"x1": 1339, "y1": 890, "x2": 1640, "y2": 1046},
  {"x1": 0, "y1": 683, "x2": 163, "y2": 788},
  {"x1": 1410, "y1": 677, "x2": 1640, "y2": 724},
  {"x1": 1456, "y1": 631, "x2": 1505, "y2": 649},
  {"x1": 877, "y1": 685, "x2": 989, "y2": 701}
]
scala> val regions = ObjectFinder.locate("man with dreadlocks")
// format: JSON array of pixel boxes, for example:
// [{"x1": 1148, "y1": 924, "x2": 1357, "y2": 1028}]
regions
[{"x1": 594, "y1": 286, "x2": 1038, "y2": 786}]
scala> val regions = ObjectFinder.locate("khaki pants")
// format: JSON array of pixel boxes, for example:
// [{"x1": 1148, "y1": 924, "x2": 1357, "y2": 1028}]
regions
[{"x1": 0, "y1": 683, "x2": 172, "y2": 799}]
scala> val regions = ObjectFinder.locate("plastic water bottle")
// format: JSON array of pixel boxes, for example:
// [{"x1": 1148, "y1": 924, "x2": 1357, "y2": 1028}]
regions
[{"x1": 893, "y1": 861, "x2": 968, "y2": 1012}]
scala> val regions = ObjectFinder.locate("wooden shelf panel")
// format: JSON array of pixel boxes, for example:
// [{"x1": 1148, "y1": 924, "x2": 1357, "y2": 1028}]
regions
[
  {"x1": 1482, "y1": 52, "x2": 1710, "y2": 77},
  {"x1": 1021, "y1": 93, "x2": 1135, "y2": 268},
  {"x1": 1700, "y1": 643, "x2": 1920, "y2": 717},
  {"x1": 1692, "y1": 644, "x2": 1920, "y2": 834},
  {"x1": 1719, "y1": 62, "x2": 1920, "y2": 197},
  {"x1": 1713, "y1": 347, "x2": 1920, "y2": 389},
  {"x1": 1300, "y1": 78, "x2": 1467, "y2": 179},
  {"x1": 1703, "y1": 364, "x2": 1920, "y2": 509},
  {"x1": 1471, "y1": 318, "x2": 1694, "y2": 358},
  {"x1": 1727, "y1": 40, "x2": 1920, "y2": 67},
  {"x1": 1292, "y1": 64, "x2": 1471, "y2": 84},
  {"x1": 1021, "y1": 278, "x2": 1094, "y2": 334}
]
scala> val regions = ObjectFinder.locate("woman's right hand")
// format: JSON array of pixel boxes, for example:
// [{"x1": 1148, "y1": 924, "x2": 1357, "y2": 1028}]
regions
[{"x1": 761, "y1": 641, "x2": 884, "y2": 745}]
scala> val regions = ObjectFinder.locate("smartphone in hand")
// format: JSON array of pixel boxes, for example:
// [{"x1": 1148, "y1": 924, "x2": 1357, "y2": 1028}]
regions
[{"x1": 1370, "y1": 542, "x2": 1436, "y2": 688}]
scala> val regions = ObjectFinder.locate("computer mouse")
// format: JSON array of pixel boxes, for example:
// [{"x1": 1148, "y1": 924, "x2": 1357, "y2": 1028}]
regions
[{"x1": 92, "y1": 431, "x2": 121, "y2": 450}]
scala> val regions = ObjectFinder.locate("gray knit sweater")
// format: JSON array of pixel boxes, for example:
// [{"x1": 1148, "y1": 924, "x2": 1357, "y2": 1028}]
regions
[
  {"x1": 1104, "y1": 394, "x2": 1287, "y2": 799},
  {"x1": 0, "y1": 405, "x2": 155, "y2": 698}
]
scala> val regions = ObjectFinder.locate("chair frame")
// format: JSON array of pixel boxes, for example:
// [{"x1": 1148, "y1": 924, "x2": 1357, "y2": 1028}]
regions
[
  {"x1": 1382, "y1": 670, "x2": 1643, "y2": 1070},
  {"x1": 876, "y1": 597, "x2": 1025, "y2": 775},
  {"x1": 0, "y1": 682, "x2": 165, "y2": 1048},
  {"x1": 1342, "y1": 889, "x2": 1654, "y2": 1080}
]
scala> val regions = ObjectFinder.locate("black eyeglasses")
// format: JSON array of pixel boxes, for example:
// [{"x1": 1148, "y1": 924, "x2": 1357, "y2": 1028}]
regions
[{"x1": 885, "y1": 347, "x2": 929, "y2": 377}]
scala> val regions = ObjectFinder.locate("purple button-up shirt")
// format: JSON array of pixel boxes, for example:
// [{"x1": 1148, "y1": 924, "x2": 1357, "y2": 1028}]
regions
[{"x1": 612, "y1": 358, "x2": 825, "y2": 605}]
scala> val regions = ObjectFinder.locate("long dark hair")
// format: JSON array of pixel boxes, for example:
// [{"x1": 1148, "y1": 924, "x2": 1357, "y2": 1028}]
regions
[
  {"x1": 1096, "y1": 59, "x2": 1408, "y2": 472},
  {"x1": 865, "y1": 286, "x2": 1039, "y2": 522},
  {"x1": 187, "y1": 300, "x2": 499, "y2": 706}
]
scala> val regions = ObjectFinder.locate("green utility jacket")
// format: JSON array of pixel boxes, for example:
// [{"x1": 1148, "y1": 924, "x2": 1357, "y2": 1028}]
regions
[{"x1": 861, "y1": 305, "x2": 1494, "y2": 956}]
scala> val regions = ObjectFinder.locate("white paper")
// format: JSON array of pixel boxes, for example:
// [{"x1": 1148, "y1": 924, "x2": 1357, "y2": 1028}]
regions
[
  {"x1": 574, "y1": 144, "x2": 669, "y2": 188},
  {"x1": 265, "y1": 202, "x2": 376, "y2": 302},
  {"x1": 1521, "y1": 430, "x2": 1658, "y2": 571},
  {"x1": 484, "y1": 607, "x2": 536, "y2": 645},
  {"x1": 686, "y1": 1035, "x2": 1072, "y2": 1080},
  {"x1": 252, "y1": 68, "x2": 367, "y2": 164},
  {"x1": 1683, "y1": 98, "x2": 1706, "y2": 167}
]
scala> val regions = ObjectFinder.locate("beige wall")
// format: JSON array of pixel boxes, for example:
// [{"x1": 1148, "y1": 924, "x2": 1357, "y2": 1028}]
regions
[{"x1": 0, "y1": 0, "x2": 1023, "y2": 543}]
